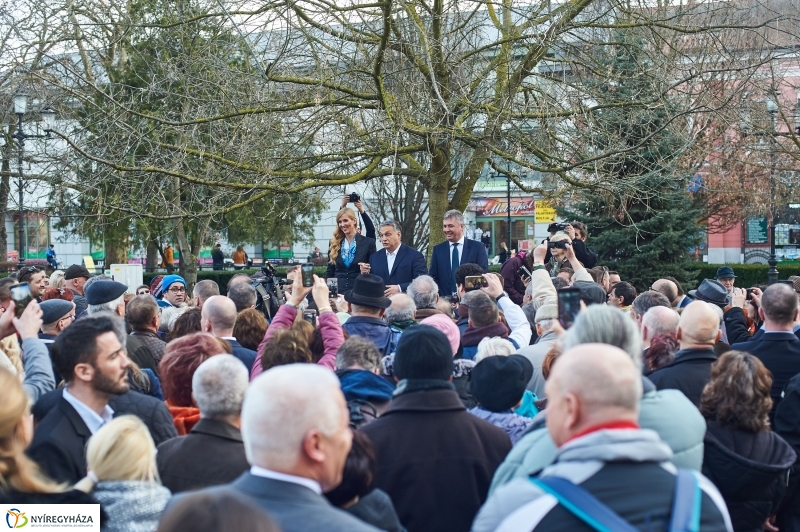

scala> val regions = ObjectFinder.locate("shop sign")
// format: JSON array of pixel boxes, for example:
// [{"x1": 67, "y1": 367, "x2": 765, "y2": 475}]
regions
[
  {"x1": 535, "y1": 200, "x2": 557, "y2": 223},
  {"x1": 468, "y1": 197, "x2": 535, "y2": 217},
  {"x1": 746, "y1": 217, "x2": 768, "y2": 244}
]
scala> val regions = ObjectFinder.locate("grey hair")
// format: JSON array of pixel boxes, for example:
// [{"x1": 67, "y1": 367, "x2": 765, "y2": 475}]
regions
[
  {"x1": 521, "y1": 302, "x2": 537, "y2": 327},
  {"x1": 385, "y1": 293, "x2": 416, "y2": 323},
  {"x1": 227, "y1": 283, "x2": 257, "y2": 313},
  {"x1": 407, "y1": 275, "x2": 439, "y2": 309},
  {"x1": 335, "y1": 336, "x2": 382, "y2": 372},
  {"x1": 379, "y1": 220, "x2": 402, "y2": 233},
  {"x1": 474, "y1": 337, "x2": 516, "y2": 363},
  {"x1": 193, "y1": 355, "x2": 249, "y2": 420},
  {"x1": 160, "y1": 306, "x2": 190, "y2": 333},
  {"x1": 87, "y1": 294, "x2": 125, "y2": 316},
  {"x1": 561, "y1": 305, "x2": 643, "y2": 370},
  {"x1": 443, "y1": 210, "x2": 465, "y2": 225}
]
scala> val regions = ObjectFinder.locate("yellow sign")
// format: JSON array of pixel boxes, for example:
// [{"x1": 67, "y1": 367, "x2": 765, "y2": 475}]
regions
[
  {"x1": 83, "y1": 256, "x2": 96, "y2": 271},
  {"x1": 535, "y1": 200, "x2": 557, "y2": 223}
]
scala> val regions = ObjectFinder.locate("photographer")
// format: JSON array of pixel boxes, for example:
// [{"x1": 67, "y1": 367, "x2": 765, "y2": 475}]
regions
[
  {"x1": 326, "y1": 193, "x2": 377, "y2": 295},
  {"x1": 339, "y1": 193, "x2": 376, "y2": 240},
  {"x1": 543, "y1": 222, "x2": 597, "y2": 270}
]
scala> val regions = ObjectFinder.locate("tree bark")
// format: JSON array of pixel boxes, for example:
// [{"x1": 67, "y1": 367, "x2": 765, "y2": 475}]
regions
[{"x1": 145, "y1": 236, "x2": 159, "y2": 272}]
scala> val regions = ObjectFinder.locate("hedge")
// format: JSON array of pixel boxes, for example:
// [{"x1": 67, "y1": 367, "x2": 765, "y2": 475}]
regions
[{"x1": 695, "y1": 263, "x2": 800, "y2": 289}]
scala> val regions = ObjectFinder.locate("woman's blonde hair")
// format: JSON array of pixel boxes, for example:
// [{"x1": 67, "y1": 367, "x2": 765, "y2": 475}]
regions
[
  {"x1": 328, "y1": 208, "x2": 358, "y2": 264},
  {"x1": 0, "y1": 368, "x2": 63, "y2": 493},
  {"x1": 75, "y1": 416, "x2": 159, "y2": 492},
  {"x1": 0, "y1": 335, "x2": 23, "y2": 377}
]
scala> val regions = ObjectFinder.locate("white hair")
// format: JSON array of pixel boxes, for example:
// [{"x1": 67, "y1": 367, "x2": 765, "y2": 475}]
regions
[
  {"x1": 474, "y1": 337, "x2": 516, "y2": 363},
  {"x1": 87, "y1": 294, "x2": 125, "y2": 315},
  {"x1": 407, "y1": 275, "x2": 439, "y2": 309},
  {"x1": 242, "y1": 364, "x2": 344, "y2": 469},
  {"x1": 641, "y1": 306, "x2": 680, "y2": 337},
  {"x1": 193, "y1": 355, "x2": 249, "y2": 420},
  {"x1": 385, "y1": 294, "x2": 416, "y2": 323},
  {"x1": 443, "y1": 210, "x2": 465, "y2": 225},
  {"x1": 160, "y1": 305, "x2": 190, "y2": 333},
  {"x1": 561, "y1": 305, "x2": 643, "y2": 370}
]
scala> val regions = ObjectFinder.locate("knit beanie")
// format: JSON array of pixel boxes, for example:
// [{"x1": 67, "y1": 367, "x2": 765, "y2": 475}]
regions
[
  {"x1": 393, "y1": 325, "x2": 454, "y2": 381},
  {"x1": 158, "y1": 274, "x2": 186, "y2": 298},
  {"x1": 470, "y1": 354, "x2": 533, "y2": 412},
  {"x1": 420, "y1": 314, "x2": 460, "y2": 356}
]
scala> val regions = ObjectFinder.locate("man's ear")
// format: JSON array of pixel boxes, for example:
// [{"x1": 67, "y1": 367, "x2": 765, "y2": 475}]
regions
[
  {"x1": 641, "y1": 324, "x2": 649, "y2": 341},
  {"x1": 301, "y1": 431, "x2": 325, "y2": 464},
  {"x1": 72, "y1": 362, "x2": 94, "y2": 384},
  {"x1": 715, "y1": 329, "x2": 722, "y2": 343},
  {"x1": 676, "y1": 327, "x2": 683, "y2": 342},
  {"x1": 759, "y1": 307, "x2": 766, "y2": 322}
]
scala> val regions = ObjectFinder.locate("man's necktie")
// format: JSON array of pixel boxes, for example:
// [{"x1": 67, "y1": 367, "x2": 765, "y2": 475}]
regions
[{"x1": 451, "y1": 243, "x2": 460, "y2": 293}]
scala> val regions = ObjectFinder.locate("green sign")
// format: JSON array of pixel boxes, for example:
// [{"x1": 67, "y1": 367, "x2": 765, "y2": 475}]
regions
[{"x1": 747, "y1": 217, "x2": 768, "y2": 244}]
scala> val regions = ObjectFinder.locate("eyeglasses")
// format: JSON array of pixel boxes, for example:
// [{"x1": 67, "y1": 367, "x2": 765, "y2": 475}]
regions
[
  {"x1": 60, "y1": 314, "x2": 76, "y2": 322},
  {"x1": 167, "y1": 286, "x2": 186, "y2": 294}
]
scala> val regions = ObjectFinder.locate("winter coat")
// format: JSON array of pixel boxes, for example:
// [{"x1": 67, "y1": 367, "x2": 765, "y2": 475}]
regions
[
  {"x1": 251, "y1": 304, "x2": 343, "y2": 379},
  {"x1": 474, "y1": 429, "x2": 730, "y2": 532},
  {"x1": 770, "y1": 372, "x2": 800, "y2": 526},
  {"x1": 342, "y1": 316, "x2": 396, "y2": 357},
  {"x1": 500, "y1": 253, "x2": 528, "y2": 305},
  {"x1": 382, "y1": 355, "x2": 477, "y2": 409},
  {"x1": 468, "y1": 407, "x2": 534, "y2": 444},
  {"x1": 360, "y1": 386, "x2": 511, "y2": 532},
  {"x1": 92, "y1": 480, "x2": 170, "y2": 532},
  {"x1": 648, "y1": 347, "x2": 717, "y2": 406},
  {"x1": 345, "y1": 489, "x2": 407, "y2": 532},
  {"x1": 129, "y1": 330, "x2": 166, "y2": 365},
  {"x1": 488, "y1": 380, "x2": 707, "y2": 495},
  {"x1": 702, "y1": 420, "x2": 795, "y2": 532}
]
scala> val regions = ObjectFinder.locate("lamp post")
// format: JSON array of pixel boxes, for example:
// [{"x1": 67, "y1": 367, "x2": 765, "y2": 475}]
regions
[
  {"x1": 766, "y1": 95, "x2": 779, "y2": 285},
  {"x1": 11, "y1": 93, "x2": 55, "y2": 271}
]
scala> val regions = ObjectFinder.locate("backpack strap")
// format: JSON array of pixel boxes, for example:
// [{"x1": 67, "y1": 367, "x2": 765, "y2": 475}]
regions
[
  {"x1": 669, "y1": 469, "x2": 701, "y2": 532},
  {"x1": 529, "y1": 477, "x2": 638, "y2": 532}
]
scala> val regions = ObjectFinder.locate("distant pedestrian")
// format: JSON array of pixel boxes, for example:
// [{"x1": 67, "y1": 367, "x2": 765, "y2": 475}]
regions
[
  {"x1": 162, "y1": 243, "x2": 175, "y2": 272},
  {"x1": 45, "y1": 244, "x2": 57, "y2": 270},
  {"x1": 211, "y1": 243, "x2": 225, "y2": 271}
]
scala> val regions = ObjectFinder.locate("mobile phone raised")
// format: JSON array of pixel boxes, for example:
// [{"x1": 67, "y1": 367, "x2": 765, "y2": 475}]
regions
[
  {"x1": 558, "y1": 287, "x2": 581, "y2": 329},
  {"x1": 464, "y1": 276, "x2": 488, "y2": 291},
  {"x1": 10, "y1": 283, "x2": 32, "y2": 319},
  {"x1": 301, "y1": 263, "x2": 315, "y2": 288},
  {"x1": 303, "y1": 310, "x2": 317, "y2": 327},
  {"x1": 517, "y1": 266, "x2": 532, "y2": 280}
]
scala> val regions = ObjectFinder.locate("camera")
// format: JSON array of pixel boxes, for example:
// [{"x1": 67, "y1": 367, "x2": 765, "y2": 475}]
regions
[
  {"x1": 349, "y1": 192, "x2": 360, "y2": 203},
  {"x1": 547, "y1": 222, "x2": 569, "y2": 233},
  {"x1": 548, "y1": 240, "x2": 569, "y2": 250}
]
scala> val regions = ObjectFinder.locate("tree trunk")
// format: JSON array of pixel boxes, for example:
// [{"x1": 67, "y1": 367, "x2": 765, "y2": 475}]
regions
[
  {"x1": 425, "y1": 145, "x2": 453, "y2": 259},
  {"x1": 0, "y1": 129, "x2": 10, "y2": 260},
  {"x1": 174, "y1": 219, "x2": 197, "y2": 293},
  {"x1": 145, "y1": 236, "x2": 159, "y2": 272},
  {"x1": 103, "y1": 221, "x2": 128, "y2": 266}
]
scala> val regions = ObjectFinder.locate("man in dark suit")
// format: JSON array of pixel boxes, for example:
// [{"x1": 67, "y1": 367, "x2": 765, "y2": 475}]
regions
[
  {"x1": 367, "y1": 219, "x2": 428, "y2": 296},
  {"x1": 648, "y1": 301, "x2": 720, "y2": 406},
  {"x1": 732, "y1": 283, "x2": 800, "y2": 421},
  {"x1": 28, "y1": 314, "x2": 131, "y2": 484},
  {"x1": 176, "y1": 364, "x2": 378, "y2": 532},
  {"x1": 157, "y1": 355, "x2": 250, "y2": 493},
  {"x1": 430, "y1": 210, "x2": 488, "y2": 297},
  {"x1": 202, "y1": 295, "x2": 257, "y2": 371}
]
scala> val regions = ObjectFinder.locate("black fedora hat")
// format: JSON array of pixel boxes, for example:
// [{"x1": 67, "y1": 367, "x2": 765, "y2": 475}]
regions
[
  {"x1": 344, "y1": 274, "x2": 392, "y2": 309},
  {"x1": 688, "y1": 279, "x2": 728, "y2": 306}
]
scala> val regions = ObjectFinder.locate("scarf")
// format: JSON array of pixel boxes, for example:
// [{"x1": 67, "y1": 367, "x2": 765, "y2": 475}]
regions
[
  {"x1": 166, "y1": 402, "x2": 201, "y2": 435},
  {"x1": 461, "y1": 321, "x2": 510, "y2": 347},
  {"x1": 342, "y1": 238, "x2": 357, "y2": 268}
]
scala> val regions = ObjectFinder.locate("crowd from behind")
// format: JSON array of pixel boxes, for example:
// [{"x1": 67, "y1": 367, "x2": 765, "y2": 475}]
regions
[{"x1": 2, "y1": 209, "x2": 800, "y2": 532}]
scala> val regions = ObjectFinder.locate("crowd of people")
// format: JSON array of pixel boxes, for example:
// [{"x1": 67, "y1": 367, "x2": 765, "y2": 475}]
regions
[{"x1": 2, "y1": 207, "x2": 800, "y2": 532}]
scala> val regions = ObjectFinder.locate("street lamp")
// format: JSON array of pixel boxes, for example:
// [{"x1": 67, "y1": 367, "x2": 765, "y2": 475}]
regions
[
  {"x1": 11, "y1": 92, "x2": 54, "y2": 271},
  {"x1": 766, "y1": 94, "x2": 779, "y2": 285}
]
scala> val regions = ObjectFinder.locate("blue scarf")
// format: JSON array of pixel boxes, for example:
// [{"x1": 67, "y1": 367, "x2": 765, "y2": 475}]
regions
[{"x1": 342, "y1": 238, "x2": 357, "y2": 268}]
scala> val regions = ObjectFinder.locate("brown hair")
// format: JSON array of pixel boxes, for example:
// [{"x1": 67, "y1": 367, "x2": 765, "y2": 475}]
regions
[
  {"x1": 700, "y1": 350, "x2": 773, "y2": 432},
  {"x1": 126, "y1": 295, "x2": 160, "y2": 331},
  {"x1": 541, "y1": 342, "x2": 562, "y2": 380},
  {"x1": 260, "y1": 329, "x2": 311, "y2": 371},
  {"x1": 160, "y1": 333, "x2": 232, "y2": 406},
  {"x1": 232, "y1": 308, "x2": 268, "y2": 352},
  {"x1": 0, "y1": 369, "x2": 63, "y2": 493},
  {"x1": 329, "y1": 208, "x2": 358, "y2": 263},
  {"x1": 292, "y1": 317, "x2": 315, "y2": 345},
  {"x1": 167, "y1": 307, "x2": 202, "y2": 342},
  {"x1": 41, "y1": 287, "x2": 74, "y2": 302}
]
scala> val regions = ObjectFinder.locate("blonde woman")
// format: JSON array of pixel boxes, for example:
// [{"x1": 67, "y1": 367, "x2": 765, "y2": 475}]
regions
[
  {"x1": 49, "y1": 270, "x2": 66, "y2": 289},
  {"x1": 325, "y1": 207, "x2": 376, "y2": 294},
  {"x1": 0, "y1": 368, "x2": 96, "y2": 506},
  {"x1": 76, "y1": 416, "x2": 170, "y2": 532}
]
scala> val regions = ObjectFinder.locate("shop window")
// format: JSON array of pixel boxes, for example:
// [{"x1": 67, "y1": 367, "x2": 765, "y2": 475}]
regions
[{"x1": 15, "y1": 212, "x2": 49, "y2": 260}]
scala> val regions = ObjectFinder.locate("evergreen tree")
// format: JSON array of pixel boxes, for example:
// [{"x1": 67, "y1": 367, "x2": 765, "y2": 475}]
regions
[{"x1": 561, "y1": 29, "x2": 703, "y2": 292}]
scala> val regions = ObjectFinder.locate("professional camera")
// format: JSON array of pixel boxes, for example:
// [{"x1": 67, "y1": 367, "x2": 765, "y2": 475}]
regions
[
  {"x1": 548, "y1": 240, "x2": 569, "y2": 250},
  {"x1": 252, "y1": 262, "x2": 291, "y2": 320},
  {"x1": 349, "y1": 192, "x2": 361, "y2": 203},
  {"x1": 547, "y1": 222, "x2": 569, "y2": 233}
]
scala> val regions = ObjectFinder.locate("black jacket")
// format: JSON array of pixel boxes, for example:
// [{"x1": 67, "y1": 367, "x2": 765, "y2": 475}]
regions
[
  {"x1": 543, "y1": 238, "x2": 597, "y2": 269},
  {"x1": 27, "y1": 397, "x2": 92, "y2": 484},
  {"x1": 33, "y1": 388, "x2": 178, "y2": 446},
  {"x1": 326, "y1": 233, "x2": 377, "y2": 294},
  {"x1": 126, "y1": 334, "x2": 159, "y2": 374},
  {"x1": 774, "y1": 373, "x2": 800, "y2": 524},
  {"x1": 345, "y1": 489, "x2": 407, "y2": 532},
  {"x1": 702, "y1": 420, "x2": 796, "y2": 532},
  {"x1": 647, "y1": 347, "x2": 717, "y2": 406},
  {"x1": 360, "y1": 387, "x2": 511, "y2": 532},
  {"x1": 732, "y1": 331, "x2": 800, "y2": 421},
  {"x1": 157, "y1": 418, "x2": 249, "y2": 494}
]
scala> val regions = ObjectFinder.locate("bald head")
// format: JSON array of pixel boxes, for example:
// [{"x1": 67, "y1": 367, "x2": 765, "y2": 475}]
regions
[
  {"x1": 641, "y1": 306, "x2": 680, "y2": 349},
  {"x1": 201, "y1": 295, "x2": 238, "y2": 336},
  {"x1": 545, "y1": 344, "x2": 642, "y2": 447},
  {"x1": 651, "y1": 279, "x2": 678, "y2": 306},
  {"x1": 676, "y1": 301, "x2": 721, "y2": 349},
  {"x1": 761, "y1": 283, "x2": 799, "y2": 328}
]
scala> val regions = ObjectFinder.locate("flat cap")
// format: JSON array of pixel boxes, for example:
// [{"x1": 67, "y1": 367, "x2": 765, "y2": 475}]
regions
[
  {"x1": 40, "y1": 300, "x2": 75, "y2": 325},
  {"x1": 85, "y1": 280, "x2": 128, "y2": 306}
]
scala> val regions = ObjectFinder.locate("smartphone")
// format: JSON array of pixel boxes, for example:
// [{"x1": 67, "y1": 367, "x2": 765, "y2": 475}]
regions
[
  {"x1": 746, "y1": 288, "x2": 754, "y2": 301},
  {"x1": 301, "y1": 263, "x2": 314, "y2": 288},
  {"x1": 327, "y1": 278, "x2": 338, "y2": 295},
  {"x1": 303, "y1": 310, "x2": 317, "y2": 327},
  {"x1": 464, "y1": 275, "x2": 488, "y2": 291},
  {"x1": 10, "y1": 283, "x2": 32, "y2": 319},
  {"x1": 517, "y1": 266, "x2": 532, "y2": 280},
  {"x1": 558, "y1": 288, "x2": 581, "y2": 329}
]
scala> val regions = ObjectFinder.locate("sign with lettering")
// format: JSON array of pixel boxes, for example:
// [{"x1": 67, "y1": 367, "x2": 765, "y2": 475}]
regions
[
  {"x1": 468, "y1": 197, "x2": 536, "y2": 217},
  {"x1": 535, "y1": 200, "x2": 557, "y2": 223},
  {"x1": 747, "y1": 217, "x2": 768, "y2": 244}
]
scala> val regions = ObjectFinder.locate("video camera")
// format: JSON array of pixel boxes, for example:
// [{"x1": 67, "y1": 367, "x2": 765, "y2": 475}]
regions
[
  {"x1": 548, "y1": 240, "x2": 569, "y2": 250},
  {"x1": 547, "y1": 222, "x2": 569, "y2": 233},
  {"x1": 252, "y1": 262, "x2": 292, "y2": 320}
]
